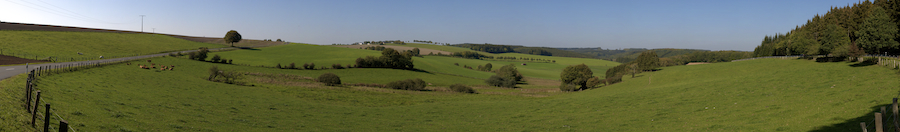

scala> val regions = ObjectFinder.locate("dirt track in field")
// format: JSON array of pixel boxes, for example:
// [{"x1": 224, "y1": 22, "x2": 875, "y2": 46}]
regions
[
  {"x1": 0, "y1": 55, "x2": 48, "y2": 65},
  {"x1": 333, "y1": 45, "x2": 453, "y2": 55}
]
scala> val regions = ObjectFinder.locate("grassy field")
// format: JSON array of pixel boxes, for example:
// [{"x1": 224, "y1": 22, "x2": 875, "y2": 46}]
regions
[
  {"x1": 218, "y1": 44, "x2": 618, "y2": 80},
  {"x1": 2, "y1": 56, "x2": 898, "y2": 131},
  {"x1": 0, "y1": 31, "x2": 226, "y2": 62}
]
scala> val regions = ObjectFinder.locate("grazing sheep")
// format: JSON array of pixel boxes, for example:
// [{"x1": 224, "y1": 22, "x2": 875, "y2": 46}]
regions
[
  {"x1": 169, "y1": 67, "x2": 174, "y2": 70},
  {"x1": 126, "y1": 63, "x2": 131, "y2": 65},
  {"x1": 160, "y1": 68, "x2": 165, "y2": 70},
  {"x1": 147, "y1": 59, "x2": 151, "y2": 63},
  {"x1": 99, "y1": 56, "x2": 104, "y2": 59},
  {"x1": 77, "y1": 52, "x2": 83, "y2": 55}
]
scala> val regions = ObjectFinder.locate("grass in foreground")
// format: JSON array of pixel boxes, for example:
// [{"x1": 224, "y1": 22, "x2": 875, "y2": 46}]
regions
[
  {"x1": 0, "y1": 30, "x2": 226, "y2": 62},
  {"x1": 2, "y1": 58, "x2": 896, "y2": 131}
]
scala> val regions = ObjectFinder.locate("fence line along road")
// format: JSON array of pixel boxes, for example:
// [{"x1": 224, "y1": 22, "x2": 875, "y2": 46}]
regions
[{"x1": 0, "y1": 47, "x2": 236, "y2": 80}]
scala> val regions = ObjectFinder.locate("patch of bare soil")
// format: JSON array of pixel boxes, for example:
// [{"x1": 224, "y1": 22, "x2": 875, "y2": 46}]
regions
[
  {"x1": 333, "y1": 45, "x2": 453, "y2": 55},
  {"x1": 0, "y1": 54, "x2": 48, "y2": 65}
]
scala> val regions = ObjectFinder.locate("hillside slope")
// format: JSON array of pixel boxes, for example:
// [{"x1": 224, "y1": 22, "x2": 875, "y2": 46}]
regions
[{"x1": 0, "y1": 30, "x2": 226, "y2": 62}]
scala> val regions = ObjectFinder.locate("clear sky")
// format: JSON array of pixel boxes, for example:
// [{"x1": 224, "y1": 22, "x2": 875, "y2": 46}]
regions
[{"x1": 0, "y1": 0, "x2": 865, "y2": 51}]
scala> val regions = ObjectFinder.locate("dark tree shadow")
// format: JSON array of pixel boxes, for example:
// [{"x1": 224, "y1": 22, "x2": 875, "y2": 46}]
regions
[
  {"x1": 236, "y1": 47, "x2": 261, "y2": 50},
  {"x1": 815, "y1": 57, "x2": 847, "y2": 62},
  {"x1": 850, "y1": 59, "x2": 877, "y2": 67},
  {"x1": 809, "y1": 104, "x2": 893, "y2": 132}
]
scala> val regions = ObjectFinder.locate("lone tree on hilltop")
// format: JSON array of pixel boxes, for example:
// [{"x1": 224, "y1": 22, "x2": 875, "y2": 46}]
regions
[{"x1": 224, "y1": 30, "x2": 242, "y2": 47}]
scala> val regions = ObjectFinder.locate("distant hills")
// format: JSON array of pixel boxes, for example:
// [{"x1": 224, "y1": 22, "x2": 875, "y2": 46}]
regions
[{"x1": 557, "y1": 48, "x2": 709, "y2": 63}]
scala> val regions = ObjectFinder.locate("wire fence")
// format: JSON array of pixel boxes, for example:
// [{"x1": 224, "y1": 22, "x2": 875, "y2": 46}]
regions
[
  {"x1": 23, "y1": 59, "x2": 129, "y2": 132},
  {"x1": 0, "y1": 48, "x2": 234, "y2": 62},
  {"x1": 859, "y1": 98, "x2": 900, "y2": 132}
]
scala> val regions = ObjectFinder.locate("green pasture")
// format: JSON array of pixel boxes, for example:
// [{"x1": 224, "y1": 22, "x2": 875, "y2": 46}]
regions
[
  {"x1": 1, "y1": 56, "x2": 898, "y2": 131},
  {"x1": 0, "y1": 31, "x2": 226, "y2": 62},
  {"x1": 215, "y1": 44, "x2": 618, "y2": 80}
]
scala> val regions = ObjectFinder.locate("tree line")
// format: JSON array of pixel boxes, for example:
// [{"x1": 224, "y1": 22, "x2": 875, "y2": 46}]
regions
[{"x1": 753, "y1": 0, "x2": 900, "y2": 57}]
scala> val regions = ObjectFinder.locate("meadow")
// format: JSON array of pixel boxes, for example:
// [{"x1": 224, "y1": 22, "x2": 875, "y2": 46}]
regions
[
  {"x1": 0, "y1": 31, "x2": 226, "y2": 62},
  {"x1": 211, "y1": 44, "x2": 618, "y2": 80},
  {"x1": 2, "y1": 56, "x2": 897, "y2": 131}
]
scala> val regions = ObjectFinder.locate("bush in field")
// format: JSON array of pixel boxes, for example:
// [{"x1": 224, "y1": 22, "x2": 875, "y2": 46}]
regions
[
  {"x1": 211, "y1": 54, "x2": 221, "y2": 63},
  {"x1": 317, "y1": 73, "x2": 341, "y2": 86},
  {"x1": 332, "y1": 64, "x2": 344, "y2": 69},
  {"x1": 208, "y1": 66, "x2": 220, "y2": 81},
  {"x1": 227, "y1": 59, "x2": 233, "y2": 64},
  {"x1": 289, "y1": 63, "x2": 296, "y2": 69},
  {"x1": 559, "y1": 83, "x2": 577, "y2": 92},
  {"x1": 355, "y1": 48, "x2": 414, "y2": 69},
  {"x1": 604, "y1": 76, "x2": 622, "y2": 85},
  {"x1": 560, "y1": 64, "x2": 593, "y2": 91},
  {"x1": 450, "y1": 84, "x2": 476, "y2": 93},
  {"x1": 587, "y1": 76, "x2": 602, "y2": 88},
  {"x1": 387, "y1": 78, "x2": 427, "y2": 91},
  {"x1": 486, "y1": 75, "x2": 516, "y2": 88}
]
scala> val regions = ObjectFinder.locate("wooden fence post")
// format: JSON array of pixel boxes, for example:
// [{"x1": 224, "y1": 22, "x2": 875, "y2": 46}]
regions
[
  {"x1": 25, "y1": 78, "x2": 31, "y2": 112},
  {"x1": 31, "y1": 90, "x2": 40, "y2": 127},
  {"x1": 893, "y1": 98, "x2": 899, "y2": 131},
  {"x1": 862, "y1": 122, "x2": 868, "y2": 132},
  {"x1": 876, "y1": 112, "x2": 884, "y2": 132},
  {"x1": 43, "y1": 103, "x2": 50, "y2": 132},
  {"x1": 59, "y1": 120, "x2": 68, "y2": 132}
]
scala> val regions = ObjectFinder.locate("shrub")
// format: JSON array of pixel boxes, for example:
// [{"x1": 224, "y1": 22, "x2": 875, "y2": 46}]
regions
[
  {"x1": 559, "y1": 83, "x2": 577, "y2": 91},
  {"x1": 208, "y1": 66, "x2": 220, "y2": 81},
  {"x1": 485, "y1": 75, "x2": 515, "y2": 88},
  {"x1": 454, "y1": 63, "x2": 459, "y2": 66},
  {"x1": 196, "y1": 47, "x2": 209, "y2": 61},
  {"x1": 211, "y1": 54, "x2": 221, "y2": 63},
  {"x1": 604, "y1": 76, "x2": 622, "y2": 85},
  {"x1": 308, "y1": 63, "x2": 316, "y2": 69},
  {"x1": 586, "y1": 76, "x2": 602, "y2": 89},
  {"x1": 228, "y1": 59, "x2": 233, "y2": 64},
  {"x1": 303, "y1": 63, "x2": 309, "y2": 69},
  {"x1": 187, "y1": 52, "x2": 197, "y2": 60},
  {"x1": 289, "y1": 63, "x2": 296, "y2": 69},
  {"x1": 449, "y1": 84, "x2": 476, "y2": 93},
  {"x1": 276, "y1": 63, "x2": 282, "y2": 69},
  {"x1": 387, "y1": 78, "x2": 427, "y2": 91},
  {"x1": 332, "y1": 64, "x2": 344, "y2": 69},
  {"x1": 317, "y1": 73, "x2": 341, "y2": 86}
]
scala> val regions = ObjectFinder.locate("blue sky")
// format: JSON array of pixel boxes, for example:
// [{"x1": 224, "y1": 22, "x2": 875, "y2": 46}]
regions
[{"x1": 0, "y1": 0, "x2": 865, "y2": 51}]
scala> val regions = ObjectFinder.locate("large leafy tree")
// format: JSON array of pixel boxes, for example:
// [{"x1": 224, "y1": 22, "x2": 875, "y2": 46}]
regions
[
  {"x1": 224, "y1": 30, "x2": 242, "y2": 47},
  {"x1": 821, "y1": 24, "x2": 851, "y2": 55},
  {"x1": 635, "y1": 51, "x2": 659, "y2": 71},
  {"x1": 856, "y1": 6, "x2": 899, "y2": 54},
  {"x1": 560, "y1": 64, "x2": 593, "y2": 91}
]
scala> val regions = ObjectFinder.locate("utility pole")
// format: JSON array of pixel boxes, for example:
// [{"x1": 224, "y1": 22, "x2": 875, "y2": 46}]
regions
[{"x1": 140, "y1": 15, "x2": 145, "y2": 32}]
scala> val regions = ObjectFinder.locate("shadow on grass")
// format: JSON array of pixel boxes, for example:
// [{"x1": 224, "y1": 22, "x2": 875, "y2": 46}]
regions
[
  {"x1": 809, "y1": 103, "x2": 893, "y2": 132},
  {"x1": 850, "y1": 59, "x2": 877, "y2": 67},
  {"x1": 815, "y1": 57, "x2": 847, "y2": 62},
  {"x1": 236, "y1": 47, "x2": 261, "y2": 50}
]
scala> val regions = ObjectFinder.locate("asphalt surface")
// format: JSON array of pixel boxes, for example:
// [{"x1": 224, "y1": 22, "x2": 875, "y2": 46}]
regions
[{"x1": 0, "y1": 47, "x2": 236, "y2": 80}]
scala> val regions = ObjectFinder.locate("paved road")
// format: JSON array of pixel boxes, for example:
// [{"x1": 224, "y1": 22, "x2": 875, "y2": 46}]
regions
[{"x1": 0, "y1": 47, "x2": 237, "y2": 80}]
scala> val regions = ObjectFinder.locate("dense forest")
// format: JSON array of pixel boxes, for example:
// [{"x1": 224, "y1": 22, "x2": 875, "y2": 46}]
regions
[
  {"x1": 452, "y1": 43, "x2": 595, "y2": 58},
  {"x1": 753, "y1": 0, "x2": 900, "y2": 57}
]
